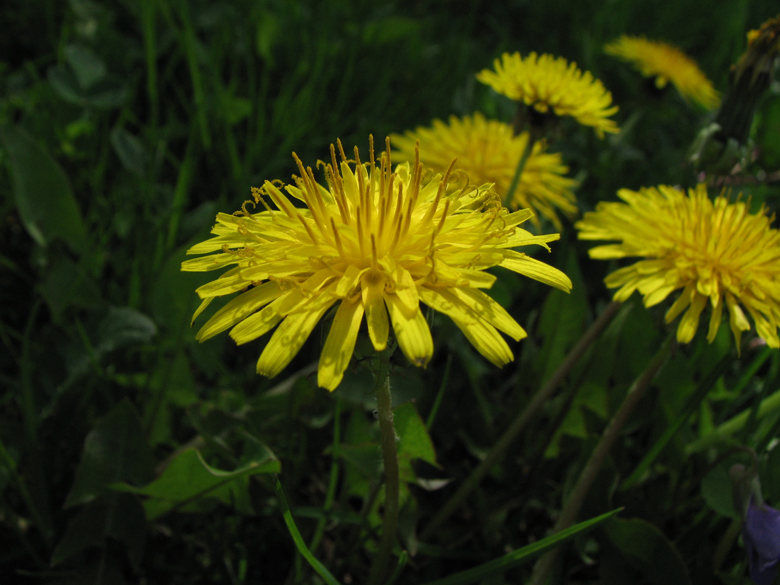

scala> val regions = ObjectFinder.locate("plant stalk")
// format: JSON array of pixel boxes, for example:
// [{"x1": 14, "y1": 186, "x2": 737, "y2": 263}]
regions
[
  {"x1": 367, "y1": 349, "x2": 399, "y2": 585},
  {"x1": 421, "y1": 301, "x2": 622, "y2": 541},
  {"x1": 528, "y1": 334, "x2": 675, "y2": 585},
  {"x1": 503, "y1": 134, "x2": 535, "y2": 208}
]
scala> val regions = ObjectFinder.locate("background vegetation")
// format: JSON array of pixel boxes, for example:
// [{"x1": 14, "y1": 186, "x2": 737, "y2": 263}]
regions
[{"x1": 2, "y1": 0, "x2": 780, "y2": 583}]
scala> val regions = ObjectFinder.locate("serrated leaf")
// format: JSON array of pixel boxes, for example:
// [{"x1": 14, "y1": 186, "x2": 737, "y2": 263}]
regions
[
  {"x1": 0, "y1": 124, "x2": 87, "y2": 253},
  {"x1": 65, "y1": 399, "x2": 155, "y2": 508},
  {"x1": 112, "y1": 448, "x2": 280, "y2": 520}
]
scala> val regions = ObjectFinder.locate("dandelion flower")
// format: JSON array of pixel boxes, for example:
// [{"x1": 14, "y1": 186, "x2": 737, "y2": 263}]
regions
[
  {"x1": 183, "y1": 138, "x2": 572, "y2": 390},
  {"x1": 391, "y1": 114, "x2": 578, "y2": 230},
  {"x1": 605, "y1": 35, "x2": 720, "y2": 110},
  {"x1": 476, "y1": 52, "x2": 619, "y2": 138},
  {"x1": 576, "y1": 184, "x2": 780, "y2": 350}
]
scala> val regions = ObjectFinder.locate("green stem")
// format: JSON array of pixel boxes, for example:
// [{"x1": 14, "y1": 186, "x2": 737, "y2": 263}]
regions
[
  {"x1": 528, "y1": 334, "x2": 675, "y2": 585},
  {"x1": 368, "y1": 349, "x2": 399, "y2": 585},
  {"x1": 421, "y1": 301, "x2": 622, "y2": 541},
  {"x1": 503, "y1": 135, "x2": 535, "y2": 208}
]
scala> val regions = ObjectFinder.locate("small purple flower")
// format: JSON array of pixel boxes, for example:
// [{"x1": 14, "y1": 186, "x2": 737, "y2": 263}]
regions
[{"x1": 743, "y1": 496, "x2": 780, "y2": 585}]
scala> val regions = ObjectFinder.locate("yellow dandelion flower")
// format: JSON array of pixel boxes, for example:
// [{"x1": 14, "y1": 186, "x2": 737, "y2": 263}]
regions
[
  {"x1": 604, "y1": 35, "x2": 720, "y2": 110},
  {"x1": 576, "y1": 184, "x2": 780, "y2": 350},
  {"x1": 476, "y1": 52, "x2": 619, "y2": 138},
  {"x1": 391, "y1": 114, "x2": 578, "y2": 231},
  {"x1": 183, "y1": 138, "x2": 572, "y2": 390}
]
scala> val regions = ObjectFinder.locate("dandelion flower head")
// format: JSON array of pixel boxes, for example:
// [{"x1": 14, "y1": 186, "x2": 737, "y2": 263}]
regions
[
  {"x1": 183, "y1": 138, "x2": 572, "y2": 390},
  {"x1": 476, "y1": 52, "x2": 619, "y2": 138},
  {"x1": 391, "y1": 113, "x2": 577, "y2": 230},
  {"x1": 604, "y1": 35, "x2": 720, "y2": 110},
  {"x1": 576, "y1": 184, "x2": 780, "y2": 350}
]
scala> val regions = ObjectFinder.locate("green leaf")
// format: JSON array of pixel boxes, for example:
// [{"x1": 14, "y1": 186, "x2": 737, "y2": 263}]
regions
[
  {"x1": 51, "y1": 494, "x2": 146, "y2": 568},
  {"x1": 110, "y1": 127, "x2": 149, "y2": 176},
  {"x1": 65, "y1": 399, "x2": 155, "y2": 508},
  {"x1": 536, "y1": 249, "x2": 588, "y2": 384},
  {"x1": 40, "y1": 257, "x2": 103, "y2": 321},
  {"x1": 0, "y1": 124, "x2": 87, "y2": 253},
  {"x1": 96, "y1": 307, "x2": 157, "y2": 353},
  {"x1": 275, "y1": 476, "x2": 341, "y2": 585},
  {"x1": 113, "y1": 448, "x2": 280, "y2": 520},
  {"x1": 701, "y1": 455, "x2": 742, "y2": 519},
  {"x1": 394, "y1": 402, "x2": 437, "y2": 484},
  {"x1": 419, "y1": 508, "x2": 623, "y2": 585},
  {"x1": 621, "y1": 352, "x2": 732, "y2": 490},
  {"x1": 603, "y1": 517, "x2": 690, "y2": 585},
  {"x1": 545, "y1": 303, "x2": 632, "y2": 457},
  {"x1": 65, "y1": 43, "x2": 107, "y2": 90}
]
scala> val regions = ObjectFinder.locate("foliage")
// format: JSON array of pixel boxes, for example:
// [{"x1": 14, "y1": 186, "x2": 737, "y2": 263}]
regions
[{"x1": 1, "y1": 0, "x2": 780, "y2": 584}]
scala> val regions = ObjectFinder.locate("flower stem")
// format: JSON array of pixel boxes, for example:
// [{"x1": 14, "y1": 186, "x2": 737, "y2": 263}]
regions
[
  {"x1": 367, "y1": 348, "x2": 399, "y2": 585},
  {"x1": 421, "y1": 300, "x2": 623, "y2": 541},
  {"x1": 503, "y1": 134, "x2": 535, "y2": 208},
  {"x1": 528, "y1": 333, "x2": 676, "y2": 585}
]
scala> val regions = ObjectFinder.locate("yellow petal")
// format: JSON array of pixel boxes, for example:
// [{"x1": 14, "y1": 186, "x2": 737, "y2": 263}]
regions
[
  {"x1": 707, "y1": 293, "x2": 724, "y2": 343},
  {"x1": 385, "y1": 262, "x2": 419, "y2": 318},
  {"x1": 665, "y1": 284, "x2": 694, "y2": 323},
  {"x1": 191, "y1": 298, "x2": 213, "y2": 326},
  {"x1": 447, "y1": 287, "x2": 526, "y2": 341},
  {"x1": 194, "y1": 267, "x2": 249, "y2": 298},
  {"x1": 386, "y1": 295, "x2": 433, "y2": 367},
  {"x1": 500, "y1": 251, "x2": 572, "y2": 292},
  {"x1": 418, "y1": 287, "x2": 513, "y2": 366},
  {"x1": 256, "y1": 296, "x2": 337, "y2": 378},
  {"x1": 725, "y1": 293, "x2": 751, "y2": 350},
  {"x1": 676, "y1": 292, "x2": 707, "y2": 343},
  {"x1": 181, "y1": 254, "x2": 240, "y2": 272},
  {"x1": 318, "y1": 299, "x2": 365, "y2": 391},
  {"x1": 229, "y1": 293, "x2": 294, "y2": 345},
  {"x1": 196, "y1": 281, "x2": 283, "y2": 342},
  {"x1": 361, "y1": 270, "x2": 389, "y2": 351}
]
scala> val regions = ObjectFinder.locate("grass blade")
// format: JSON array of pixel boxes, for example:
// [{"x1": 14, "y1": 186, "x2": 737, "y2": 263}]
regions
[
  {"x1": 419, "y1": 508, "x2": 622, "y2": 585},
  {"x1": 275, "y1": 475, "x2": 341, "y2": 585}
]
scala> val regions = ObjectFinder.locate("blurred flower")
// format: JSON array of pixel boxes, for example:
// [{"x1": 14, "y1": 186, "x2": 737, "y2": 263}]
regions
[
  {"x1": 738, "y1": 15, "x2": 780, "y2": 85},
  {"x1": 604, "y1": 35, "x2": 720, "y2": 110},
  {"x1": 476, "y1": 52, "x2": 619, "y2": 138},
  {"x1": 576, "y1": 184, "x2": 780, "y2": 350},
  {"x1": 691, "y1": 16, "x2": 780, "y2": 175},
  {"x1": 183, "y1": 138, "x2": 572, "y2": 390},
  {"x1": 744, "y1": 497, "x2": 780, "y2": 585},
  {"x1": 391, "y1": 114, "x2": 577, "y2": 230}
]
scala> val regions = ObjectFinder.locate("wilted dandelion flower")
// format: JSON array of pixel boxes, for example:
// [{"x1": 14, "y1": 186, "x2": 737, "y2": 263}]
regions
[
  {"x1": 604, "y1": 35, "x2": 720, "y2": 110},
  {"x1": 391, "y1": 113, "x2": 578, "y2": 230},
  {"x1": 183, "y1": 138, "x2": 572, "y2": 390},
  {"x1": 476, "y1": 52, "x2": 619, "y2": 138},
  {"x1": 576, "y1": 184, "x2": 780, "y2": 350}
]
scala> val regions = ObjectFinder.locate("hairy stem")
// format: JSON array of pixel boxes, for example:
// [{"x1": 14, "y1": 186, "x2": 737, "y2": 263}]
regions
[{"x1": 367, "y1": 349, "x2": 399, "y2": 585}]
